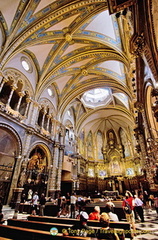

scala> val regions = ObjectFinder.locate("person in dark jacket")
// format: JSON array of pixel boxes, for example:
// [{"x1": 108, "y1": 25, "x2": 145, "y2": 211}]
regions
[{"x1": 39, "y1": 193, "x2": 46, "y2": 216}]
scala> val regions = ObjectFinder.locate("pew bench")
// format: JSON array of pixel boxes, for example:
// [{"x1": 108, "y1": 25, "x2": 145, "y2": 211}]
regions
[
  {"x1": 8, "y1": 218, "x2": 127, "y2": 240},
  {"x1": 0, "y1": 225, "x2": 92, "y2": 240},
  {"x1": 8, "y1": 218, "x2": 72, "y2": 233},
  {"x1": 28, "y1": 215, "x2": 132, "y2": 239}
]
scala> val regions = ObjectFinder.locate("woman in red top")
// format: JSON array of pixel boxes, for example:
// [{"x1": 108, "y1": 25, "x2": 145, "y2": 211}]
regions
[{"x1": 89, "y1": 206, "x2": 100, "y2": 220}]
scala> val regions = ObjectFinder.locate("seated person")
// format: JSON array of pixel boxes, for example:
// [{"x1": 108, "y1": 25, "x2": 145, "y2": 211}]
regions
[
  {"x1": 97, "y1": 212, "x2": 120, "y2": 240},
  {"x1": 89, "y1": 206, "x2": 100, "y2": 220},
  {"x1": 63, "y1": 211, "x2": 96, "y2": 237},
  {"x1": 104, "y1": 204, "x2": 119, "y2": 221},
  {"x1": 0, "y1": 213, "x2": 5, "y2": 224}
]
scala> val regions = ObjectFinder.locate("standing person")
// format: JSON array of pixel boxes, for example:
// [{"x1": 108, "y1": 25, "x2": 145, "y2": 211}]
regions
[
  {"x1": 134, "y1": 194, "x2": 144, "y2": 222},
  {"x1": 27, "y1": 189, "x2": 33, "y2": 202},
  {"x1": 39, "y1": 193, "x2": 46, "y2": 216},
  {"x1": 56, "y1": 193, "x2": 62, "y2": 217},
  {"x1": 70, "y1": 192, "x2": 77, "y2": 218},
  {"x1": 31, "y1": 192, "x2": 39, "y2": 215},
  {"x1": 122, "y1": 191, "x2": 136, "y2": 236},
  {"x1": 65, "y1": 192, "x2": 71, "y2": 216},
  {"x1": 89, "y1": 206, "x2": 101, "y2": 220}
]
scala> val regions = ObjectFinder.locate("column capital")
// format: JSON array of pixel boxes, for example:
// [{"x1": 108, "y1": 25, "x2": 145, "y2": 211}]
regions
[
  {"x1": 3, "y1": 77, "x2": 9, "y2": 82},
  {"x1": 11, "y1": 84, "x2": 17, "y2": 90},
  {"x1": 18, "y1": 92, "x2": 25, "y2": 97},
  {"x1": 26, "y1": 97, "x2": 31, "y2": 103}
]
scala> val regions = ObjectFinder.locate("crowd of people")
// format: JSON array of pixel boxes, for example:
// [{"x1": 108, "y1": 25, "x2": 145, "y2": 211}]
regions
[{"x1": 1, "y1": 189, "x2": 158, "y2": 239}]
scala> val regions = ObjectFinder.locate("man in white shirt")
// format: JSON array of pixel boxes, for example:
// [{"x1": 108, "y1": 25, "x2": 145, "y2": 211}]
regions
[
  {"x1": 31, "y1": 192, "x2": 39, "y2": 215},
  {"x1": 70, "y1": 192, "x2": 77, "y2": 218},
  {"x1": 104, "y1": 204, "x2": 119, "y2": 221},
  {"x1": 134, "y1": 194, "x2": 144, "y2": 222}
]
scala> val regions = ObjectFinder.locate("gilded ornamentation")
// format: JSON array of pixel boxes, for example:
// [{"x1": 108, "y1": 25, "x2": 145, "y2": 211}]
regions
[
  {"x1": 81, "y1": 69, "x2": 88, "y2": 76},
  {"x1": 65, "y1": 33, "x2": 72, "y2": 42},
  {"x1": 134, "y1": 101, "x2": 144, "y2": 112},
  {"x1": 131, "y1": 33, "x2": 145, "y2": 57}
]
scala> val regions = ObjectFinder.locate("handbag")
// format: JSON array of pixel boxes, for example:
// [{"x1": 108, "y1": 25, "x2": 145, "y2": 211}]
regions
[{"x1": 124, "y1": 200, "x2": 132, "y2": 214}]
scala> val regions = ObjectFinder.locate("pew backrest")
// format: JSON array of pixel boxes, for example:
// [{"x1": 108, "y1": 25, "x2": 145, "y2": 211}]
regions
[
  {"x1": 0, "y1": 225, "x2": 92, "y2": 240},
  {"x1": 27, "y1": 215, "x2": 132, "y2": 239}
]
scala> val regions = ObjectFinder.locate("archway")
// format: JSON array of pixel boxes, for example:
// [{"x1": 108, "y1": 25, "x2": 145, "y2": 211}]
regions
[
  {"x1": 19, "y1": 146, "x2": 49, "y2": 199},
  {"x1": 0, "y1": 125, "x2": 21, "y2": 204}
]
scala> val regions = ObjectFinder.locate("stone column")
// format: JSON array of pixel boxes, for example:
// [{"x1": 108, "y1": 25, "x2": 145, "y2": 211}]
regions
[
  {"x1": 48, "y1": 142, "x2": 59, "y2": 197},
  {"x1": 13, "y1": 188, "x2": 24, "y2": 219},
  {"x1": 56, "y1": 144, "x2": 65, "y2": 191},
  {"x1": 24, "y1": 97, "x2": 31, "y2": 117},
  {"x1": 41, "y1": 109, "x2": 46, "y2": 129},
  {"x1": 29, "y1": 101, "x2": 39, "y2": 126},
  {"x1": 23, "y1": 129, "x2": 34, "y2": 157},
  {"x1": 7, "y1": 85, "x2": 17, "y2": 106},
  {"x1": 46, "y1": 115, "x2": 51, "y2": 131},
  {"x1": 50, "y1": 119, "x2": 55, "y2": 140},
  {"x1": 7, "y1": 154, "x2": 22, "y2": 204},
  {"x1": 0, "y1": 77, "x2": 8, "y2": 93},
  {"x1": 16, "y1": 92, "x2": 25, "y2": 111}
]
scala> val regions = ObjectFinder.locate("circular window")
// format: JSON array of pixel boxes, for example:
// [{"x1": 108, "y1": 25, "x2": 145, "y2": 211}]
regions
[{"x1": 21, "y1": 56, "x2": 33, "y2": 73}]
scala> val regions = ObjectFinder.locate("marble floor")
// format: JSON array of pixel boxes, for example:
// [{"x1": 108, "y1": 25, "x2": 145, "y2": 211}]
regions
[
  {"x1": 2, "y1": 206, "x2": 158, "y2": 240},
  {"x1": 134, "y1": 208, "x2": 158, "y2": 240}
]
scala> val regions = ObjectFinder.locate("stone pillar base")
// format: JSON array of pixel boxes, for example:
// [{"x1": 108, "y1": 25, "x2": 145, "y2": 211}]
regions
[{"x1": 12, "y1": 188, "x2": 24, "y2": 219}]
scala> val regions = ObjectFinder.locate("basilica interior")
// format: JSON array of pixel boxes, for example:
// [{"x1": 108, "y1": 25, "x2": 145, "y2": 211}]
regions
[{"x1": 0, "y1": 0, "x2": 158, "y2": 206}]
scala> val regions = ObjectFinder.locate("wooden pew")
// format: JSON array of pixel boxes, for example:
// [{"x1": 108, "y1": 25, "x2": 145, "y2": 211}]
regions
[
  {"x1": 7, "y1": 219, "x2": 126, "y2": 240},
  {"x1": 28, "y1": 215, "x2": 132, "y2": 239},
  {"x1": 8, "y1": 218, "x2": 72, "y2": 233},
  {"x1": 0, "y1": 225, "x2": 92, "y2": 240}
]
